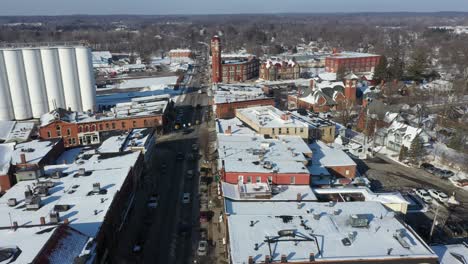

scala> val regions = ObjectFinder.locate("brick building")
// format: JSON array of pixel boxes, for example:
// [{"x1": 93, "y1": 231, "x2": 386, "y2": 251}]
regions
[
  {"x1": 168, "y1": 49, "x2": 193, "y2": 59},
  {"x1": 211, "y1": 36, "x2": 260, "y2": 83},
  {"x1": 260, "y1": 59, "x2": 300, "y2": 81},
  {"x1": 325, "y1": 51, "x2": 381, "y2": 73},
  {"x1": 216, "y1": 98, "x2": 275, "y2": 119}
]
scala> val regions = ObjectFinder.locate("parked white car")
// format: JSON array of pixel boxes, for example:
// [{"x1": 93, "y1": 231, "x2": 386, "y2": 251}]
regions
[
  {"x1": 427, "y1": 189, "x2": 449, "y2": 203},
  {"x1": 415, "y1": 189, "x2": 433, "y2": 203},
  {"x1": 197, "y1": 240, "x2": 208, "y2": 256}
]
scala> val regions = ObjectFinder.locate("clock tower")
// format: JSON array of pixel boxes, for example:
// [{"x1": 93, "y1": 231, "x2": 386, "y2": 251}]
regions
[{"x1": 211, "y1": 36, "x2": 222, "y2": 83}]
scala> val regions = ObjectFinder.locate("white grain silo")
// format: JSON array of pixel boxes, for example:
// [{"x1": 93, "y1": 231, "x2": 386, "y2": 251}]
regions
[
  {"x1": 3, "y1": 49, "x2": 32, "y2": 120},
  {"x1": 58, "y1": 47, "x2": 82, "y2": 112},
  {"x1": 22, "y1": 48, "x2": 49, "y2": 118},
  {"x1": 75, "y1": 46, "x2": 96, "y2": 112},
  {"x1": 0, "y1": 51, "x2": 15, "y2": 120},
  {"x1": 41, "y1": 48, "x2": 66, "y2": 110}
]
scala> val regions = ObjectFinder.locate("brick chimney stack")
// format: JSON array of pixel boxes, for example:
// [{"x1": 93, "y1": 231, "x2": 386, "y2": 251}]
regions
[
  {"x1": 248, "y1": 256, "x2": 254, "y2": 264},
  {"x1": 225, "y1": 125, "x2": 232, "y2": 135},
  {"x1": 309, "y1": 253, "x2": 315, "y2": 262},
  {"x1": 40, "y1": 217, "x2": 46, "y2": 225},
  {"x1": 281, "y1": 254, "x2": 287, "y2": 263},
  {"x1": 265, "y1": 255, "x2": 271, "y2": 263},
  {"x1": 309, "y1": 79, "x2": 315, "y2": 89},
  {"x1": 20, "y1": 153, "x2": 27, "y2": 164},
  {"x1": 296, "y1": 193, "x2": 302, "y2": 202}
]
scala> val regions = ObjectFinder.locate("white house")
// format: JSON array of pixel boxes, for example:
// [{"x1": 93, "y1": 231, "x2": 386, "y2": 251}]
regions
[{"x1": 375, "y1": 121, "x2": 430, "y2": 152}]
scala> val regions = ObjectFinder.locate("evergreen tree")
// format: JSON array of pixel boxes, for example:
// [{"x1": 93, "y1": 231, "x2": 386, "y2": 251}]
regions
[
  {"x1": 408, "y1": 135, "x2": 426, "y2": 164},
  {"x1": 399, "y1": 145, "x2": 408, "y2": 161},
  {"x1": 373, "y1": 56, "x2": 389, "y2": 83},
  {"x1": 407, "y1": 49, "x2": 429, "y2": 81}
]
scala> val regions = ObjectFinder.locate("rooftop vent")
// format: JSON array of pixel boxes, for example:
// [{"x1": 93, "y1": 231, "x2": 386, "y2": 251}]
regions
[
  {"x1": 49, "y1": 211, "x2": 60, "y2": 224},
  {"x1": 54, "y1": 204, "x2": 71, "y2": 212},
  {"x1": 7, "y1": 198, "x2": 17, "y2": 207},
  {"x1": 93, "y1": 183, "x2": 101, "y2": 193},
  {"x1": 349, "y1": 214, "x2": 369, "y2": 228},
  {"x1": 278, "y1": 229, "x2": 296, "y2": 237},
  {"x1": 51, "y1": 171, "x2": 63, "y2": 179},
  {"x1": 26, "y1": 196, "x2": 41, "y2": 210},
  {"x1": 78, "y1": 168, "x2": 86, "y2": 176},
  {"x1": 313, "y1": 213, "x2": 321, "y2": 220},
  {"x1": 35, "y1": 186, "x2": 49, "y2": 197},
  {"x1": 393, "y1": 229, "x2": 411, "y2": 249},
  {"x1": 24, "y1": 185, "x2": 33, "y2": 202}
]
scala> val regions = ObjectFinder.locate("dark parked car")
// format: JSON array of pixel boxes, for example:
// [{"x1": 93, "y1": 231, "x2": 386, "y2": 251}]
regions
[{"x1": 420, "y1": 163, "x2": 434, "y2": 169}]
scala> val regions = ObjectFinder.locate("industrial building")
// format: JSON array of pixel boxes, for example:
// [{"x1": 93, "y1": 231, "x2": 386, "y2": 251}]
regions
[
  {"x1": 0, "y1": 44, "x2": 96, "y2": 121},
  {"x1": 325, "y1": 50, "x2": 381, "y2": 73}
]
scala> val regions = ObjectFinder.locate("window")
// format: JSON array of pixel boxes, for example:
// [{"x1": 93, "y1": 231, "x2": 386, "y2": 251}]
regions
[
  {"x1": 290, "y1": 176, "x2": 295, "y2": 184},
  {"x1": 122, "y1": 122, "x2": 126, "y2": 129},
  {"x1": 56, "y1": 125, "x2": 61, "y2": 136},
  {"x1": 85, "y1": 126, "x2": 89, "y2": 132},
  {"x1": 71, "y1": 138, "x2": 76, "y2": 144},
  {"x1": 267, "y1": 176, "x2": 273, "y2": 184},
  {"x1": 144, "y1": 120, "x2": 148, "y2": 126},
  {"x1": 68, "y1": 138, "x2": 72, "y2": 145},
  {"x1": 78, "y1": 126, "x2": 83, "y2": 133},
  {"x1": 247, "y1": 176, "x2": 252, "y2": 183},
  {"x1": 47, "y1": 131, "x2": 51, "y2": 138},
  {"x1": 105, "y1": 123, "x2": 110, "y2": 130},
  {"x1": 345, "y1": 170, "x2": 350, "y2": 176},
  {"x1": 133, "y1": 121, "x2": 137, "y2": 127},
  {"x1": 278, "y1": 128, "x2": 282, "y2": 134},
  {"x1": 256, "y1": 176, "x2": 261, "y2": 183},
  {"x1": 286, "y1": 128, "x2": 289, "y2": 134},
  {"x1": 90, "y1": 125, "x2": 96, "y2": 132},
  {"x1": 99, "y1": 124, "x2": 103, "y2": 131},
  {"x1": 111, "y1": 123, "x2": 116, "y2": 129},
  {"x1": 300, "y1": 128, "x2": 304, "y2": 133},
  {"x1": 272, "y1": 128, "x2": 275, "y2": 134}
]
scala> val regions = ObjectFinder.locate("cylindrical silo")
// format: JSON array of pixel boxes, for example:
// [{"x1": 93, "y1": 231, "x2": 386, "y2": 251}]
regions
[
  {"x1": 40, "y1": 48, "x2": 66, "y2": 110},
  {"x1": 75, "y1": 46, "x2": 96, "y2": 112},
  {"x1": 3, "y1": 49, "x2": 32, "y2": 120},
  {"x1": 0, "y1": 51, "x2": 15, "y2": 120},
  {"x1": 22, "y1": 48, "x2": 49, "y2": 118},
  {"x1": 58, "y1": 47, "x2": 82, "y2": 112}
]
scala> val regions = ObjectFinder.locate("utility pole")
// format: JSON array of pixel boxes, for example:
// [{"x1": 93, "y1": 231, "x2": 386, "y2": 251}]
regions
[{"x1": 429, "y1": 205, "x2": 440, "y2": 242}]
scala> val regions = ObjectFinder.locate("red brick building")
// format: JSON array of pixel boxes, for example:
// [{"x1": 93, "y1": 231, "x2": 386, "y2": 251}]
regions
[
  {"x1": 260, "y1": 59, "x2": 300, "y2": 81},
  {"x1": 222, "y1": 170, "x2": 310, "y2": 185},
  {"x1": 168, "y1": 49, "x2": 193, "y2": 59},
  {"x1": 211, "y1": 36, "x2": 260, "y2": 83},
  {"x1": 216, "y1": 98, "x2": 275, "y2": 119},
  {"x1": 39, "y1": 108, "x2": 165, "y2": 148},
  {"x1": 325, "y1": 51, "x2": 381, "y2": 73}
]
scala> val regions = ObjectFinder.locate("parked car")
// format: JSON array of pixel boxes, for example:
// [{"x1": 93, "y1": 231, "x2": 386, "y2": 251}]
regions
[
  {"x1": 415, "y1": 189, "x2": 433, "y2": 203},
  {"x1": 420, "y1": 163, "x2": 434, "y2": 170},
  {"x1": 427, "y1": 189, "x2": 449, "y2": 203},
  {"x1": 197, "y1": 240, "x2": 208, "y2": 256},
  {"x1": 182, "y1": 193, "x2": 191, "y2": 204},
  {"x1": 439, "y1": 169, "x2": 454, "y2": 177},
  {"x1": 433, "y1": 169, "x2": 452, "y2": 179}
]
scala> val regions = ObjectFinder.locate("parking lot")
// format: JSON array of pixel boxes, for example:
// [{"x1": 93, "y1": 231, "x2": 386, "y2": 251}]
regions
[{"x1": 358, "y1": 154, "x2": 468, "y2": 244}]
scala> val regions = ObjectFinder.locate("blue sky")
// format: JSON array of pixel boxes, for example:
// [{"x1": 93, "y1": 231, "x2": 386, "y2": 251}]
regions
[{"x1": 2, "y1": 0, "x2": 468, "y2": 15}]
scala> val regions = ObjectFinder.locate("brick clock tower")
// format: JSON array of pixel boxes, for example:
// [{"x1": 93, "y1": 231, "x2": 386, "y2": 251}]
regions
[
  {"x1": 344, "y1": 73, "x2": 358, "y2": 102},
  {"x1": 211, "y1": 36, "x2": 222, "y2": 83}
]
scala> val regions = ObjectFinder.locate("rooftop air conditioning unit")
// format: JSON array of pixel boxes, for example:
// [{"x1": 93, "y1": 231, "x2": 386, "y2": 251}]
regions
[
  {"x1": 349, "y1": 214, "x2": 369, "y2": 228},
  {"x1": 50, "y1": 211, "x2": 60, "y2": 224},
  {"x1": 26, "y1": 196, "x2": 41, "y2": 210},
  {"x1": 93, "y1": 183, "x2": 101, "y2": 193}
]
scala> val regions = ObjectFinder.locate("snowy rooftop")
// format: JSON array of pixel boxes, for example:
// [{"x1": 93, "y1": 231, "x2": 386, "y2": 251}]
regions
[
  {"x1": 0, "y1": 143, "x2": 14, "y2": 175},
  {"x1": 214, "y1": 84, "x2": 268, "y2": 104},
  {"x1": 0, "y1": 151, "x2": 141, "y2": 263},
  {"x1": 222, "y1": 182, "x2": 317, "y2": 201},
  {"x1": 431, "y1": 243, "x2": 468, "y2": 264},
  {"x1": 313, "y1": 187, "x2": 409, "y2": 205},
  {"x1": 328, "y1": 51, "x2": 380, "y2": 59},
  {"x1": 218, "y1": 134, "x2": 311, "y2": 174},
  {"x1": 0, "y1": 121, "x2": 35, "y2": 143},
  {"x1": 236, "y1": 106, "x2": 308, "y2": 129},
  {"x1": 309, "y1": 140, "x2": 356, "y2": 167},
  {"x1": 98, "y1": 128, "x2": 152, "y2": 153},
  {"x1": 225, "y1": 200, "x2": 436, "y2": 264},
  {"x1": 11, "y1": 139, "x2": 61, "y2": 165},
  {"x1": 216, "y1": 117, "x2": 257, "y2": 135},
  {"x1": 169, "y1": 49, "x2": 192, "y2": 53},
  {"x1": 108, "y1": 76, "x2": 179, "y2": 90},
  {"x1": 290, "y1": 111, "x2": 334, "y2": 129}
]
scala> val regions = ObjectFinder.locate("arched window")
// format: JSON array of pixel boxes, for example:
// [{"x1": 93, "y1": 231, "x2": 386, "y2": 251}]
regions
[
  {"x1": 78, "y1": 126, "x2": 83, "y2": 133},
  {"x1": 90, "y1": 125, "x2": 96, "y2": 132}
]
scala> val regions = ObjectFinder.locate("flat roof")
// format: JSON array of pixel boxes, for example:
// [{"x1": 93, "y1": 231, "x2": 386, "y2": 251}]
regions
[
  {"x1": 290, "y1": 111, "x2": 335, "y2": 128},
  {"x1": 214, "y1": 84, "x2": 269, "y2": 104},
  {"x1": 98, "y1": 128, "x2": 152, "y2": 153},
  {"x1": 431, "y1": 244, "x2": 468, "y2": 264},
  {"x1": 327, "y1": 51, "x2": 381, "y2": 59},
  {"x1": 218, "y1": 134, "x2": 310, "y2": 174},
  {"x1": 12, "y1": 139, "x2": 60, "y2": 165},
  {"x1": 0, "y1": 121, "x2": 35, "y2": 143},
  {"x1": 225, "y1": 200, "x2": 436, "y2": 264},
  {"x1": 0, "y1": 143, "x2": 14, "y2": 175},
  {"x1": 236, "y1": 106, "x2": 308, "y2": 129},
  {"x1": 309, "y1": 140, "x2": 356, "y2": 167},
  {"x1": 222, "y1": 182, "x2": 317, "y2": 201},
  {"x1": 216, "y1": 118, "x2": 257, "y2": 135},
  {"x1": 0, "y1": 151, "x2": 141, "y2": 263}
]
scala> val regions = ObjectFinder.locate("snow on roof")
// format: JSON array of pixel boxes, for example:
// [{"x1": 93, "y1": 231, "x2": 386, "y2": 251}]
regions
[
  {"x1": 217, "y1": 134, "x2": 310, "y2": 174},
  {"x1": 383, "y1": 112, "x2": 399, "y2": 124},
  {"x1": 0, "y1": 143, "x2": 14, "y2": 175},
  {"x1": 109, "y1": 76, "x2": 179, "y2": 90},
  {"x1": 309, "y1": 140, "x2": 356, "y2": 167},
  {"x1": 98, "y1": 128, "x2": 152, "y2": 153},
  {"x1": 0, "y1": 151, "x2": 141, "y2": 263},
  {"x1": 40, "y1": 225, "x2": 89, "y2": 264},
  {"x1": 318, "y1": 72, "x2": 337, "y2": 81},
  {"x1": 222, "y1": 182, "x2": 317, "y2": 201},
  {"x1": 92, "y1": 51, "x2": 112, "y2": 65},
  {"x1": 290, "y1": 111, "x2": 334, "y2": 129},
  {"x1": 216, "y1": 117, "x2": 256, "y2": 135},
  {"x1": 386, "y1": 121, "x2": 423, "y2": 147},
  {"x1": 313, "y1": 187, "x2": 409, "y2": 205},
  {"x1": 214, "y1": 84, "x2": 268, "y2": 104},
  {"x1": 169, "y1": 49, "x2": 192, "y2": 53},
  {"x1": 431, "y1": 243, "x2": 468, "y2": 264},
  {"x1": 225, "y1": 200, "x2": 436, "y2": 264},
  {"x1": 236, "y1": 106, "x2": 308, "y2": 129},
  {"x1": 315, "y1": 80, "x2": 344, "y2": 90},
  {"x1": 11, "y1": 139, "x2": 60, "y2": 165},
  {"x1": 328, "y1": 51, "x2": 380, "y2": 59},
  {"x1": 0, "y1": 121, "x2": 35, "y2": 143}
]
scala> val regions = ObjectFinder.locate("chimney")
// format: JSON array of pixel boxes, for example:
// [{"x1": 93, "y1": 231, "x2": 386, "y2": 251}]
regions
[
  {"x1": 265, "y1": 255, "x2": 271, "y2": 263},
  {"x1": 64, "y1": 218, "x2": 69, "y2": 225},
  {"x1": 281, "y1": 113, "x2": 290, "y2": 121},
  {"x1": 248, "y1": 256, "x2": 254, "y2": 264},
  {"x1": 20, "y1": 153, "x2": 27, "y2": 164},
  {"x1": 40, "y1": 217, "x2": 46, "y2": 225},
  {"x1": 309, "y1": 253, "x2": 315, "y2": 262},
  {"x1": 281, "y1": 254, "x2": 287, "y2": 263},
  {"x1": 309, "y1": 79, "x2": 315, "y2": 89},
  {"x1": 225, "y1": 125, "x2": 232, "y2": 135},
  {"x1": 332, "y1": 48, "x2": 338, "y2": 54},
  {"x1": 296, "y1": 193, "x2": 302, "y2": 202}
]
